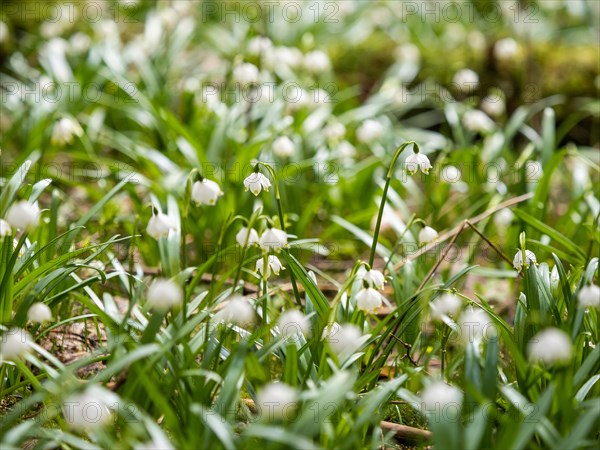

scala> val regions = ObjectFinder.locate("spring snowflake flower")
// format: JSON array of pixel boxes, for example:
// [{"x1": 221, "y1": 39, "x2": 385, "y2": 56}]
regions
[
  {"x1": 418, "y1": 226, "x2": 438, "y2": 245},
  {"x1": 452, "y1": 68, "x2": 479, "y2": 90},
  {"x1": 494, "y1": 37, "x2": 519, "y2": 61},
  {"x1": 528, "y1": 328, "x2": 572, "y2": 365},
  {"x1": 430, "y1": 293, "x2": 462, "y2": 321},
  {"x1": 5, "y1": 201, "x2": 40, "y2": 231},
  {"x1": 146, "y1": 211, "x2": 176, "y2": 240},
  {"x1": 259, "y1": 227, "x2": 288, "y2": 252},
  {"x1": 0, "y1": 328, "x2": 33, "y2": 360},
  {"x1": 27, "y1": 303, "x2": 53, "y2": 323},
  {"x1": 247, "y1": 36, "x2": 272, "y2": 55},
  {"x1": 481, "y1": 95, "x2": 505, "y2": 117},
  {"x1": 303, "y1": 50, "x2": 331, "y2": 72},
  {"x1": 324, "y1": 122, "x2": 346, "y2": 141},
  {"x1": 356, "y1": 119, "x2": 384, "y2": 143},
  {"x1": 191, "y1": 179, "x2": 223, "y2": 206},
  {"x1": 216, "y1": 297, "x2": 255, "y2": 326},
  {"x1": 458, "y1": 307, "x2": 496, "y2": 344},
  {"x1": 233, "y1": 62, "x2": 260, "y2": 84},
  {"x1": 356, "y1": 287, "x2": 383, "y2": 313},
  {"x1": 361, "y1": 269, "x2": 385, "y2": 290},
  {"x1": 256, "y1": 255, "x2": 283, "y2": 278},
  {"x1": 323, "y1": 323, "x2": 363, "y2": 356},
  {"x1": 147, "y1": 279, "x2": 183, "y2": 311},
  {"x1": 578, "y1": 285, "x2": 600, "y2": 309},
  {"x1": 277, "y1": 310, "x2": 310, "y2": 339},
  {"x1": 421, "y1": 381, "x2": 463, "y2": 412},
  {"x1": 494, "y1": 208, "x2": 514, "y2": 228},
  {"x1": 272, "y1": 136, "x2": 295, "y2": 158},
  {"x1": 405, "y1": 152, "x2": 432, "y2": 175},
  {"x1": 63, "y1": 385, "x2": 118, "y2": 431},
  {"x1": 0, "y1": 20, "x2": 8, "y2": 44},
  {"x1": 236, "y1": 226, "x2": 259, "y2": 247},
  {"x1": 256, "y1": 382, "x2": 297, "y2": 421},
  {"x1": 463, "y1": 110, "x2": 495, "y2": 133},
  {"x1": 51, "y1": 117, "x2": 83, "y2": 146},
  {"x1": 513, "y1": 249, "x2": 537, "y2": 271},
  {"x1": 0, "y1": 219, "x2": 11, "y2": 237},
  {"x1": 244, "y1": 172, "x2": 271, "y2": 196},
  {"x1": 337, "y1": 141, "x2": 356, "y2": 160}
]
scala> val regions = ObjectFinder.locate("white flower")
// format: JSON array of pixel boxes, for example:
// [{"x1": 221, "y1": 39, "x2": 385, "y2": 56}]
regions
[
  {"x1": 324, "y1": 122, "x2": 346, "y2": 141},
  {"x1": 463, "y1": 110, "x2": 495, "y2": 133},
  {"x1": 356, "y1": 287, "x2": 383, "y2": 313},
  {"x1": 405, "y1": 152, "x2": 432, "y2": 175},
  {"x1": 69, "y1": 32, "x2": 91, "y2": 54},
  {"x1": 494, "y1": 37, "x2": 519, "y2": 61},
  {"x1": 146, "y1": 212, "x2": 176, "y2": 240},
  {"x1": 528, "y1": 328, "x2": 572, "y2": 365},
  {"x1": 27, "y1": 303, "x2": 53, "y2": 323},
  {"x1": 418, "y1": 226, "x2": 438, "y2": 245},
  {"x1": 147, "y1": 279, "x2": 183, "y2": 310},
  {"x1": 303, "y1": 50, "x2": 330, "y2": 72},
  {"x1": 63, "y1": 385, "x2": 118, "y2": 431},
  {"x1": 361, "y1": 269, "x2": 385, "y2": 290},
  {"x1": 135, "y1": 436, "x2": 174, "y2": 450},
  {"x1": 323, "y1": 323, "x2": 363, "y2": 356},
  {"x1": 494, "y1": 208, "x2": 514, "y2": 228},
  {"x1": 272, "y1": 136, "x2": 296, "y2": 158},
  {"x1": 430, "y1": 293, "x2": 462, "y2": 321},
  {"x1": 51, "y1": 117, "x2": 83, "y2": 146},
  {"x1": 5, "y1": 201, "x2": 40, "y2": 231},
  {"x1": 481, "y1": 95, "x2": 505, "y2": 117},
  {"x1": 421, "y1": 381, "x2": 463, "y2": 412},
  {"x1": 442, "y1": 165, "x2": 461, "y2": 182},
  {"x1": 578, "y1": 285, "x2": 600, "y2": 309},
  {"x1": 191, "y1": 179, "x2": 223, "y2": 206},
  {"x1": 0, "y1": 219, "x2": 12, "y2": 237},
  {"x1": 513, "y1": 250, "x2": 537, "y2": 271},
  {"x1": 233, "y1": 62, "x2": 260, "y2": 84},
  {"x1": 247, "y1": 36, "x2": 272, "y2": 55},
  {"x1": 244, "y1": 172, "x2": 271, "y2": 196},
  {"x1": 216, "y1": 297, "x2": 255, "y2": 326},
  {"x1": 259, "y1": 227, "x2": 288, "y2": 252},
  {"x1": 277, "y1": 310, "x2": 310, "y2": 339},
  {"x1": 0, "y1": 20, "x2": 8, "y2": 44},
  {"x1": 256, "y1": 255, "x2": 283, "y2": 278},
  {"x1": 458, "y1": 307, "x2": 496, "y2": 344},
  {"x1": 395, "y1": 43, "x2": 420, "y2": 63},
  {"x1": 0, "y1": 328, "x2": 32, "y2": 360},
  {"x1": 236, "y1": 227, "x2": 259, "y2": 247},
  {"x1": 453, "y1": 68, "x2": 479, "y2": 91},
  {"x1": 256, "y1": 382, "x2": 297, "y2": 420},
  {"x1": 356, "y1": 120, "x2": 384, "y2": 143},
  {"x1": 264, "y1": 46, "x2": 303, "y2": 69}
]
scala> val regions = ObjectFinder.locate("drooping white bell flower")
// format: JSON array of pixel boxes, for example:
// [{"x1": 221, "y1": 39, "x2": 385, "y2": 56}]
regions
[
  {"x1": 51, "y1": 117, "x2": 84, "y2": 146},
  {"x1": 578, "y1": 285, "x2": 600, "y2": 309},
  {"x1": 356, "y1": 287, "x2": 383, "y2": 313},
  {"x1": 528, "y1": 328, "x2": 572, "y2": 365},
  {"x1": 0, "y1": 328, "x2": 33, "y2": 360},
  {"x1": 430, "y1": 293, "x2": 462, "y2": 321},
  {"x1": 513, "y1": 249, "x2": 537, "y2": 271},
  {"x1": 244, "y1": 172, "x2": 272, "y2": 196},
  {"x1": 481, "y1": 95, "x2": 505, "y2": 117},
  {"x1": 337, "y1": 141, "x2": 356, "y2": 161},
  {"x1": 303, "y1": 50, "x2": 331, "y2": 72},
  {"x1": 356, "y1": 119, "x2": 384, "y2": 143},
  {"x1": 216, "y1": 296, "x2": 255, "y2": 326},
  {"x1": 63, "y1": 385, "x2": 118, "y2": 431},
  {"x1": 418, "y1": 226, "x2": 438, "y2": 245},
  {"x1": 27, "y1": 302, "x2": 53, "y2": 323},
  {"x1": 272, "y1": 136, "x2": 296, "y2": 158},
  {"x1": 277, "y1": 310, "x2": 310, "y2": 339},
  {"x1": 256, "y1": 255, "x2": 283, "y2": 278},
  {"x1": 323, "y1": 323, "x2": 363, "y2": 356},
  {"x1": 463, "y1": 110, "x2": 495, "y2": 133},
  {"x1": 0, "y1": 219, "x2": 12, "y2": 237},
  {"x1": 494, "y1": 37, "x2": 519, "y2": 61},
  {"x1": 146, "y1": 212, "x2": 176, "y2": 240},
  {"x1": 405, "y1": 152, "x2": 432, "y2": 175},
  {"x1": 420, "y1": 381, "x2": 463, "y2": 413},
  {"x1": 232, "y1": 62, "x2": 260, "y2": 84},
  {"x1": 259, "y1": 227, "x2": 288, "y2": 252},
  {"x1": 191, "y1": 179, "x2": 223, "y2": 206},
  {"x1": 458, "y1": 307, "x2": 496, "y2": 344},
  {"x1": 324, "y1": 122, "x2": 346, "y2": 141},
  {"x1": 452, "y1": 68, "x2": 479, "y2": 91},
  {"x1": 5, "y1": 201, "x2": 40, "y2": 231},
  {"x1": 361, "y1": 269, "x2": 385, "y2": 290},
  {"x1": 256, "y1": 382, "x2": 297, "y2": 421},
  {"x1": 236, "y1": 226, "x2": 259, "y2": 247},
  {"x1": 247, "y1": 36, "x2": 273, "y2": 55},
  {"x1": 146, "y1": 278, "x2": 183, "y2": 311}
]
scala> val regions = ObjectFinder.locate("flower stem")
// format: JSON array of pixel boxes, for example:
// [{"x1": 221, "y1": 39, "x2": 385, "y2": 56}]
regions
[{"x1": 369, "y1": 141, "x2": 417, "y2": 268}]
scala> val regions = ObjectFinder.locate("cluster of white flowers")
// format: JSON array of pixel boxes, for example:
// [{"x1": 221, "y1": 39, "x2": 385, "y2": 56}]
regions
[{"x1": 356, "y1": 268, "x2": 386, "y2": 314}]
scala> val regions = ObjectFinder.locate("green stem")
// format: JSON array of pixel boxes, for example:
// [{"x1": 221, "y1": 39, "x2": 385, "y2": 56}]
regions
[
  {"x1": 369, "y1": 141, "x2": 418, "y2": 268},
  {"x1": 257, "y1": 162, "x2": 285, "y2": 230}
]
